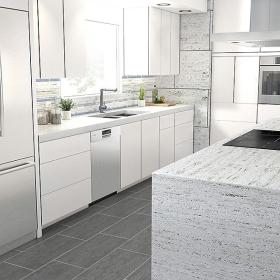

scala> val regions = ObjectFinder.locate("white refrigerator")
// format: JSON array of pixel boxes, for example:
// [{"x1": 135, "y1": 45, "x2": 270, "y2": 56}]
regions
[{"x1": 0, "y1": 8, "x2": 37, "y2": 254}]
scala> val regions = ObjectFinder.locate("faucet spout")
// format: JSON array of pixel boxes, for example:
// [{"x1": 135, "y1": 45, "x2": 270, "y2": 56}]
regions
[{"x1": 99, "y1": 88, "x2": 118, "y2": 113}]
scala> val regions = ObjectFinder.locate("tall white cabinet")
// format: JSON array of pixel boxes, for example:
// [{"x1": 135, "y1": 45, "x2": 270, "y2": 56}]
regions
[
  {"x1": 0, "y1": 0, "x2": 28, "y2": 10},
  {"x1": 124, "y1": 7, "x2": 180, "y2": 76}
]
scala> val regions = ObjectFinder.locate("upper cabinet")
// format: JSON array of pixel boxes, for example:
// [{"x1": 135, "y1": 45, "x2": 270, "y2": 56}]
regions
[
  {"x1": 0, "y1": 0, "x2": 28, "y2": 11},
  {"x1": 37, "y1": 0, "x2": 65, "y2": 78},
  {"x1": 124, "y1": 7, "x2": 149, "y2": 76},
  {"x1": 124, "y1": 7, "x2": 180, "y2": 76}
]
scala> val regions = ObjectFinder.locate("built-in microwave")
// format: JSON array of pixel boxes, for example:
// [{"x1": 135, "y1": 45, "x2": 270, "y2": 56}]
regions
[{"x1": 259, "y1": 56, "x2": 280, "y2": 105}]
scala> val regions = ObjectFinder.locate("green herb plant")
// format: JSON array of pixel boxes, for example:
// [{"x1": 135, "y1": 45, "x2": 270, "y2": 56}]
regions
[
  {"x1": 139, "y1": 87, "x2": 146, "y2": 101},
  {"x1": 59, "y1": 98, "x2": 75, "y2": 111}
]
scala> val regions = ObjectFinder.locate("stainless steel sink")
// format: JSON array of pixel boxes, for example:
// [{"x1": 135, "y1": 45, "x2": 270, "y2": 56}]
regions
[{"x1": 88, "y1": 110, "x2": 148, "y2": 119}]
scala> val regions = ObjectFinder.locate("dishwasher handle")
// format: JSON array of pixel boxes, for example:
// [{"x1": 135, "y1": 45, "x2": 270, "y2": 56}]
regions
[{"x1": 102, "y1": 129, "x2": 112, "y2": 138}]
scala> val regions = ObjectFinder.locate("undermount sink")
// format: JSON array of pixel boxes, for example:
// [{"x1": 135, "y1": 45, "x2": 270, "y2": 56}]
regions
[{"x1": 88, "y1": 110, "x2": 148, "y2": 119}]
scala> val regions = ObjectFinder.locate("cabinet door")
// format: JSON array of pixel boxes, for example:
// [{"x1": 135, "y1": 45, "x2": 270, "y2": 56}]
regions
[
  {"x1": 64, "y1": 0, "x2": 87, "y2": 78},
  {"x1": 213, "y1": 0, "x2": 251, "y2": 33},
  {"x1": 212, "y1": 57, "x2": 235, "y2": 103},
  {"x1": 234, "y1": 57, "x2": 259, "y2": 104},
  {"x1": 124, "y1": 8, "x2": 149, "y2": 76},
  {"x1": 269, "y1": 0, "x2": 280, "y2": 31},
  {"x1": 170, "y1": 12, "x2": 180, "y2": 75},
  {"x1": 38, "y1": 0, "x2": 65, "y2": 78},
  {"x1": 149, "y1": 7, "x2": 161, "y2": 76},
  {"x1": 121, "y1": 122, "x2": 141, "y2": 189},
  {"x1": 0, "y1": 0, "x2": 28, "y2": 10},
  {"x1": 142, "y1": 118, "x2": 160, "y2": 178},
  {"x1": 160, "y1": 127, "x2": 175, "y2": 168},
  {"x1": 257, "y1": 104, "x2": 280, "y2": 123},
  {"x1": 160, "y1": 10, "x2": 171, "y2": 75},
  {"x1": 0, "y1": 9, "x2": 34, "y2": 165}
]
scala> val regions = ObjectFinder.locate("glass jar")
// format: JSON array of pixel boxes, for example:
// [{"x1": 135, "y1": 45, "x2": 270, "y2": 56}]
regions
[
  {"x1": 37, "y1": 111, "x2": 49, "y2": 125},
  {"x1": 50, "y1": 108, "x2": 62, "y2": 125}
]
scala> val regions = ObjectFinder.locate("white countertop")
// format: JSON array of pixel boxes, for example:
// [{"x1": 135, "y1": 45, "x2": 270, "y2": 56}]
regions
[
  {"x1": 155, "y1": 118, "x2": 280, "y2": 192},
  {"x1": 38, "y1": 105, "x2": 193, "y2": 143}
]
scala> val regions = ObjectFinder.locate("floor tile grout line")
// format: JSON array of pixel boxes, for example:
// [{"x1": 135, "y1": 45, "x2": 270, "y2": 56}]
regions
[
  {"x1": 4, "y1": 261, "x2": 34, "y2": 272},
  {"x1": 99, "y1": 233, "x2": 129, "y2": 240},
  {"x1": 57, "y1": 234, "x2": 86, "y2": 242},
  {"x1": 122, "y1": 257, "x2": 151, "y2": 280},
  {"x1": 13, "y1": 182, "x2": 153, "y2": 280},
  {"x1": 54, "y1": 259, "x2": 86, "y2": 270},
  {"x1": 119, "y1": 247, "x2": 150, "y2": 257}
]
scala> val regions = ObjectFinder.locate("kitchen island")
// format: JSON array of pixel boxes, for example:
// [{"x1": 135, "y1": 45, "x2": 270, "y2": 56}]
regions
[{"x1": 152, "y1": 119, "x2": 280, "y2": 280}]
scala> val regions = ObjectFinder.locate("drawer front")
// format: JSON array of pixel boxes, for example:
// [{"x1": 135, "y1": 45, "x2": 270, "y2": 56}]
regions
[
  {"x1": 160, "y1": 114, "x2": 174, "y2": 130},
  {"x1": 175, "y1": 110, "x2": 193, "y2": 126},
  {"x1": 40, "y1": 151, "x2": 91, "y2": 195},
  {"x1": 175, "y1": 141, "x2": 193, "y2": 161},
  {"x1": 175, "y1": 123, "x2": 193, "y2": 145},
  {"x1": 40, "y1": 133, "x2": 90, "y2": 164},
  {"x1": 42, "y1": 179, "x2": 91, "y2": 226},
  {"x1": 0, "y1": 0, "x2": 28, "y2": 10}
]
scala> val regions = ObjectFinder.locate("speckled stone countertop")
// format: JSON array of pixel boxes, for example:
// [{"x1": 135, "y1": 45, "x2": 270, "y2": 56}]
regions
[
  {"x1": 154, "y1": 118, "x2": 280, "y2": 192},
  {"x1": 38, "y1": 105, "x2": 193, "y2": 143}
]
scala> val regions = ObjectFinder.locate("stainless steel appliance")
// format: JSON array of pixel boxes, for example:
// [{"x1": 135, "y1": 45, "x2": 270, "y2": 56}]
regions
[
  {"x1": 259, "y1": 56, "x2": 280, "y2": 104},
  {"x1": 90, "y1": 127, "x2": 121, "y2": 201},
  {"x1": 0, "y1": 8, "x2": 37, "y2": 254}
]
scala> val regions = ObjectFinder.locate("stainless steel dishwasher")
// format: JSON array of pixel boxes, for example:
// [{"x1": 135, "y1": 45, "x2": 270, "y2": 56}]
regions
[{"x1": 90, "y1": 127, "x2": 121, "y2": 202}]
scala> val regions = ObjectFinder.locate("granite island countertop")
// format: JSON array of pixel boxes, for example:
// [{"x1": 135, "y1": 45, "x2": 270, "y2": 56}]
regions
[
  {"x1": 154, "y1": 118, "x2": 280, "y2": 192},
  {"x1": 38, "y1": 105, "x2": 193, "y2": 143}
]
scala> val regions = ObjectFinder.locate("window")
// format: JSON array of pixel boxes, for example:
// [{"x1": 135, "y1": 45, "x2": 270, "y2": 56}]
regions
[{"x1": 61, "y1": 21, "x2": 120, "y2": 96}]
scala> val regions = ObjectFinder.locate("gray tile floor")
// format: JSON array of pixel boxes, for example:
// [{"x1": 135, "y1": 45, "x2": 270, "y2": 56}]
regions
[{"x1": 0, "y1": 179, "x2": 152, "y2": 280}]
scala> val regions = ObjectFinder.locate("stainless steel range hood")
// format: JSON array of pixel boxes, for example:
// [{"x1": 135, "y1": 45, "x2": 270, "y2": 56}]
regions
[{"x1": 211, "y1": 0, "x2": 280, "y2": 47}]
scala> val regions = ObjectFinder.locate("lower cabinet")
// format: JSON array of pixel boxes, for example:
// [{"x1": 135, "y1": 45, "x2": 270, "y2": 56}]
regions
[
  {"x1": 142, "y1": 118, "x2": 160, "y2": 178},
  {"x1": 42, "y1": 179, "x2": 91, "y2": 226},
  {"x1": 121, "y1": 122, "x2": 142, "y2": 189},
  {"x1": 160, "y1": 127, "x2": 175, "y2": 168},
  {"x1": 39, "y1": 133, "x2": 91, "y2": 227}
]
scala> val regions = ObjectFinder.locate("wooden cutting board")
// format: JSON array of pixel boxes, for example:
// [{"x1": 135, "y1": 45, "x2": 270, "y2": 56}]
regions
[{"x1": 146, "y1": 102, "x2": 177, "y2": 107}]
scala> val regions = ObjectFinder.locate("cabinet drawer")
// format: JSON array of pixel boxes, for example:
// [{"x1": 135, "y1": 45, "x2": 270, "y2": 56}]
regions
[
  {"x1": 175, "y1": 110, "x2": 193, "y2": 126},
  {"x1": 0, "y1": 0, "x2": 28, "y2": 10},
  {"x1": 175, "y1": 141, "x2": 193, "y2": 161},
  {"x1": 40, "y1": 151, "x2": 91, "y2": 195},
  {"x1": 42, "y1": 179, "x2": 91, "y2": 226},
  {"x1": 175, "y1": 123, "x2": 193, "y2": 145},
  {"x1": 40, "y1": 133, "x2": 90, "y2": 164},
  {"x1": 160, "y1": 114, "x2": 174, "y2": 130}
]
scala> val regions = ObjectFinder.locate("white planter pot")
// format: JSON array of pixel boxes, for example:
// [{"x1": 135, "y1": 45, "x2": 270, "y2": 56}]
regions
[
  {"x1": 138, "y1": 100, "x2": 146, "y2": 107},
  {"x1": 62, "y1": 111, "x2": 72, "y2": 120}
]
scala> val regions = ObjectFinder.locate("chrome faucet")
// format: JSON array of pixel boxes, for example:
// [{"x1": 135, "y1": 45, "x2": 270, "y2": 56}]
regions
[{"x1": 99, "y1": 88, "x2": 118, "y2": 113}]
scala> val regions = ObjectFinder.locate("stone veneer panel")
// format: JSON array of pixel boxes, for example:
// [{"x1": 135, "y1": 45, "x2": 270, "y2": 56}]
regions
[
  {"x1": 175, "y1": 50, "x2": 211, "y2": 89},
  {"x1": 181, "y1": 12, "x2": 211, "y2": 51}
]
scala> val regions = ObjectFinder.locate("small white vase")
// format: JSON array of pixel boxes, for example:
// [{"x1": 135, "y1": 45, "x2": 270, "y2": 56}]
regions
[
  {"x1": 138, "y1": 100, "x2": 146, "y2": 107},
  {"x1": 62, "y1": 111, "x2": 72, "y2": 120}
]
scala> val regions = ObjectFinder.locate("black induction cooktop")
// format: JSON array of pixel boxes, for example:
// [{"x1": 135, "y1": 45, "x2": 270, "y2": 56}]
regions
[{"x1": 223, "y1": 129, "x2": 280, "y2": 150}]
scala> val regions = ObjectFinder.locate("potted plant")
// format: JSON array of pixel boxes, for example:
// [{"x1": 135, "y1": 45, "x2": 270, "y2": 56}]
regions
[
  {"x1": 138, "y1": 87, "x2": 146, "y2": 107},
  {"x1": 59, "y1": 98, "x2": 75, "y2": 120}
]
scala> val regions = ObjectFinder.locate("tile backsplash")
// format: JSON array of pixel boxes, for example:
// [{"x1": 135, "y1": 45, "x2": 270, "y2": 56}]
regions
[{"x1": 36, "y1": 8, "x2": 213, "y2": 151}]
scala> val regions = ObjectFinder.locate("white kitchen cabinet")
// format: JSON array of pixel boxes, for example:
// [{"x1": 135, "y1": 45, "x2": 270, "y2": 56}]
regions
[
  {"x1": 160, "y1": 10, "x2": 171, "y2": 76},
  {"x1": 142, "y1": 117, "x2": 160, "y2": 178},
  {"x1": 210, "y1": 120, "x2": 256, "y2": 145},
  {"x1": 42, "y1": 179, "x2": 91, "y2": 227},
  {"x1": 149, "y1": 7, "x2": 162, "y2": 76},
  {"x1": 63, "y1": 0, "x2": 87, "y2": 78},
  {"x1": 212, "y1": 57, "x2": 235, "y2": 103},
  {"x1": 124, "y1": 8, "x2": 149, "y2": 76},
  {"x1": 257, "y1": 105, "x2": 280, "y2": 123},
  {"x1": 160, "y1": 127, "x2": 175, "y2": 168},
  {"x1": 121, "y1": 122, "x2": 142, "y2": 189},
  {"x1": 234, "y1": 57, "x2": 259, "y2": 104},
  {"x1": 213, "y1": 0, "x2": 251, "y2": 33},
  {"x1": 37, "y1": 0, "x2": 65, "y2": 78},
  {"x1": 175, "y1": 141, "x2": 193, "y2": 161},
  {"x1": 170, "y1": 12, "x2": 180, "y2": 75},
  {"x1": 0, "y1": 0, "x2": 28, "y2": 10},
  {"x1": 175, "y1": 110, "x2": 194, "y2": 126}
]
